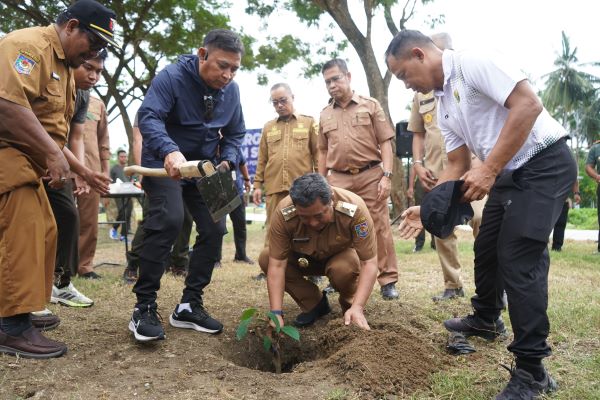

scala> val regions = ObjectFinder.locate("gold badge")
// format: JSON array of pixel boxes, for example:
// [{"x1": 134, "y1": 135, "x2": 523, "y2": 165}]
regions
[
  {"x1": 424, "y1": 113, "x2": 433, "y2": 123},
  {"x1": 298, "y1": 258, "x2": 309, "y2": 268}
]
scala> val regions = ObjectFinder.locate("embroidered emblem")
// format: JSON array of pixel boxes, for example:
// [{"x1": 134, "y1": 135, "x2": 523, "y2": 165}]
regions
[
  {"x1": 354, "y1": 221, "x2": 369, "y2": 239},
  {"x1": 424, "y1": 113, "x2": 433, "y2": 123},
  {"x1": 14, "y1": 54, "x2": 36, "y2": 75}
]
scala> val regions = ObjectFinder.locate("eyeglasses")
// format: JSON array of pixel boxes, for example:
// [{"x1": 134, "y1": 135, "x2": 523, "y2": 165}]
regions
[
  {"x1": 204, "y1": 95, "x2": 214, "y2": 121},
  {"x1": 271, "y1": 97, "x2": 289, "y2": 107},
  {"x1": 80, "y1": 26, "x2": 107, "y2": 52},
  {"x1": 324, "y1": 74, "x2": 346, "y2": 86}
]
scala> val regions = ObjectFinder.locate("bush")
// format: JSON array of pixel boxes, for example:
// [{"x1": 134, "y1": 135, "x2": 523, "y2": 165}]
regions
[{"x1": 568, "y1": 207, "x2": 598, "y2": 230}]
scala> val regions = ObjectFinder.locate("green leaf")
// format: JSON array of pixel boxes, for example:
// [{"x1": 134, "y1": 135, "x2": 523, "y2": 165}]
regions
[
  {"x1": 240, "y1": 308, "x2": 257, "y2": 321},
  {"x1": 267, "y1": 311, "x2": 281, "y2": 333},
  {"x1": 262, "y1": 335, "x2": 272, "y2": 352},
  {"x1": 281, "y1": 325, "x2": 300, "y2": 341},
  {"x1": 236, "y1": 318, "x2": 252, "y2": 341}
]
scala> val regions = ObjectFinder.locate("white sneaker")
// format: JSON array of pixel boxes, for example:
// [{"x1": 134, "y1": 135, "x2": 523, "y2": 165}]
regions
[{"x1": 50, "y1": 283, "x2": 94, "y2": 307}]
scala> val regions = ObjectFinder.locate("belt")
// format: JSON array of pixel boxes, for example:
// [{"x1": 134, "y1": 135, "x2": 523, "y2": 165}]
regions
[{"x1": 332, "y1": 161, "x2": 381, "y2": 175}]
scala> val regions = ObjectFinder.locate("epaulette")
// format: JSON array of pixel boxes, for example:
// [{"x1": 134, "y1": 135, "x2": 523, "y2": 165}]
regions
[
  {"x1": 334, "y1": 201, "x2": 357, "y2": 217},
  {"x1": 281, "y1": 205, "x2": 297, "y2": 221}
]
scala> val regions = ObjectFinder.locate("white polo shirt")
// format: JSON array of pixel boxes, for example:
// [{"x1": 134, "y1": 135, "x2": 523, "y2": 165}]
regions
[{"x1": 435, "y1": 50, "x2": 566, "y2": 171}]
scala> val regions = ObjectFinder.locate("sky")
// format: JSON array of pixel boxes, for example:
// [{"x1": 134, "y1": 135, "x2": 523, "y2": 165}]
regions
[{"x1": 107, "y1": 0, "x2": 600, "y2": 152}]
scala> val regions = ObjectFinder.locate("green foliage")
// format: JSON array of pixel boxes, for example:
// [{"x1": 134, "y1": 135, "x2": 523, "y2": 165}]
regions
[
  {"x1": 236, "y1": 308, "x2": 300, "y2": 343},
  {"x1": 568, "y1": 207, "x2": 598, "y2": 230},
  {"x1": 281, "y1": 325, "x2": 300, "y2": 341}
]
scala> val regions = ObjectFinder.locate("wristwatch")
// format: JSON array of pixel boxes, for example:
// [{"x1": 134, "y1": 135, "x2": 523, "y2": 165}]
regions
[{"x1": 383, "y1": 171, "x2": 393, "y2": 178}]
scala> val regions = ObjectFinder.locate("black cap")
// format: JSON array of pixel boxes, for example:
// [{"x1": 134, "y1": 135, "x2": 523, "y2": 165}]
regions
[
  {"x1": 420, "y1": 180, "x2": 474, "y2": 239},
  {"x1": 67, "y1": 0, "x2": 119, "y2": 49}
]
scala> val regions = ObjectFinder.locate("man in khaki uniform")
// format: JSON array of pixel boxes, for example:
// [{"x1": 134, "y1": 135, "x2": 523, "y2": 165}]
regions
[
  {"x1": 260, "y1": 173, "x2": 378, "y2": 329},
  {"x1": 253, "y1": 83, "x2": 319, "y2": 236},
  {"x1": 408, "y1": 33, "x2": 485, "y2": 301},
  {"x1": 318, "y1": 59, "x2": 399, "y2": 300},
  {"x1": 0, "y1": 0, "x2": 117, "y2": 359}
]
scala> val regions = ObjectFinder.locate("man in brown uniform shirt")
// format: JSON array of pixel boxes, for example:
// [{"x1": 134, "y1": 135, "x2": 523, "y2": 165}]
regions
[
  {"x1": 260, "y1": 173, "x2": 378, "y2": 329},
  {"x1": 253, "y1": 83, "x2": 319, "y2": 236},
  {"x1": 0, "y1": 0, "x2": 117, "y2": 359},
  {"x1": 318, "y1": 59, "x2": 399, "y2": 300}
]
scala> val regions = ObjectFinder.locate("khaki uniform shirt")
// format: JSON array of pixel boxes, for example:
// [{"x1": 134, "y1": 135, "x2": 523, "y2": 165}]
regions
[
  {"x1": 269, "y1": 187, "x2": 376, "y2": 262},
  {"x1": 83, "y1": 96, "x2": 110, "y2": 172},
  {"x1": 254, "y1": 112, "x2": 319, "y2": 195},
  {"x1": 0, "y1": 25, "x2": 75, "y2": 194},
  {"x1": 319, "y1": 92, "x2": 394, "y2": 171},
  {"x1": 407, "y1": 91, "x2": 447, "y2": 175}
]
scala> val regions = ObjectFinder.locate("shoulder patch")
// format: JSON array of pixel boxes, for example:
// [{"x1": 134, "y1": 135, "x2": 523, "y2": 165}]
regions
[
  {"x1": 354, "y1": 220, "x2": 369, "y2": 239},
  {"x1": 14, "y1": 53, "x2": 36, "y2": 75},
  {"x1": 281, "y1": 205, "x2": 297, "y2": 221},
  {"x1": 334, "y1": 201, "x2": 357, "y2": 217}
]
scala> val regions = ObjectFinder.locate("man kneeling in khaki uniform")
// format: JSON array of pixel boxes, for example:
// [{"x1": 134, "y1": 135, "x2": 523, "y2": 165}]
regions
[{"x1": 259, "y1": 173, "x2": 378, "y2": 329}]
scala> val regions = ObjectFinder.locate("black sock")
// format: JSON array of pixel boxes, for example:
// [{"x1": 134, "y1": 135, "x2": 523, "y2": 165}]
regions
[
  {"x1": 0, "y1": 313, "x2": 32, "y2": 336},
  {"x1": 516, "y1": 358, "x2": 545, "y2": 381}
]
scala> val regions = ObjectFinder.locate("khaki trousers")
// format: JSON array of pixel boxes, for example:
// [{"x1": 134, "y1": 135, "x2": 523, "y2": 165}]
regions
[
  {"x1": 77, "y1": 190, "x2": 100, "y2": 275},
  {"x1": 0, "y1": 183, "x2": 56, "y2": 316},
  {"x1": 327, "y1": 167, "x2": 398, "y2": 286},
  {"x1": 264, "y1": 191, "x2": 289, "y2": 245},
  {"x1": 259, "y1": 247, "x2": 360, "y2": 313}
]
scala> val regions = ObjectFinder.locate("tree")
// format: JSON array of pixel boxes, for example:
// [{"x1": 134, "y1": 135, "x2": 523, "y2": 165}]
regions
[
  {"x1": 0, "y1": 0, "x2": 314, "y2": 152},
  {"x1": 246, "y1": 0, "x2": 443, "y2": 215}
]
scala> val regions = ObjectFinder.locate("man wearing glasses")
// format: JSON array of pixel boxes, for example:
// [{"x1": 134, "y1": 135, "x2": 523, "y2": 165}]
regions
[
  {"x1": 253, "y1": 83, "x2": 319, "y2": 247},
  {"x1": 131, "y1": 29, "x2": 246, "y2": 342},
  {"x1": 318, "y1": 59, "x2": 400, "y2": 301},
  {"x1": 0, "y1": 0, "x2": 117, "y2": 359}
]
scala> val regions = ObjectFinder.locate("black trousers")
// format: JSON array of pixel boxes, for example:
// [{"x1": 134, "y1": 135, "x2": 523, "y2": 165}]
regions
[
  {"x1": 551, "y1": 201, "x2": 570, "y2": 250},
  {"x1": 230, "y1": 195, "x2": 247, "y2": 259},
  {"x1": 471, "y1": 139, "x2": 576, "y2": 360},
  {"x1": 133, "y1": 177, "x2": 226, "y2": 308},
  {"x1": 113, "y1": 197, "x2": 133, "y2": 236},
  {"x1": 44, "y1": 180, "x2": 79, "y2": 285}
]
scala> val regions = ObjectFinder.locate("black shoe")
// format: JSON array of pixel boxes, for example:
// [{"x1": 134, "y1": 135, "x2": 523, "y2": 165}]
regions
[
  {"x1": 80, "y1": 271, "x2": 101, "y2": 280},
  {"x1": 122, "y1": 268, "x2": 138, "y2": 284},
  {"x1": 496, "y1": 366, "x2": 557, "y2": 399},
  {"x1": 443, "y1": 313, "x2": 507, "y2": 341},
  {"x1": 129, "y1": 306, "x2": 165, "y2": 342},
  {"x1": 381, "y1": 282, "x2": 399, "y2": 300},
  {"x1": 432, "y1": 288, "x2": 465, "y2": 302},
  {"x1": 551, "y1": 246, "x2": 562, "y2": 252},
  {"x1": 412, "y1": 245, "x2": 423, "y2": 253},
  {"x1": 169, "y1": 303, "x2": 223, "y2": 334},
  {"x1": 252, "y1": 272, "x2": 266, "y2": 281},
  {"x1": 233, "y1": 256, "x2": 255, "y2": 265},
  {"x1": 293, "y1": 292, "x2": 331, "y2": 327}
]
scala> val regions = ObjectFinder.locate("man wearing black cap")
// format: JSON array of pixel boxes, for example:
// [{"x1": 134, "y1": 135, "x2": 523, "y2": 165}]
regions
[
  {"x1": 386, "y1": 31, "x2": 576, "y2": 399},
  {"x1": 0, "y1": 0, "x2": 117, "y2": 359}
]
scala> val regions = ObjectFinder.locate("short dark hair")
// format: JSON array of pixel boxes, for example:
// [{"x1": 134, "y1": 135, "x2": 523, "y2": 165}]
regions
[
  {"x1": 117, "y1": 149, "x2": 126, "y2": 155},
  {"x1": 204, "y1": 29, "x2": 245, "y2": 56},
  {"x1": 56, "y1": 10, "x2": 72, "y2": 25},
  {"x1": 289, "y1": 173, "x2": 332, "y2": 208},
  {"x1": 321, "y1": 58, "x2": 348, "y2": 74},
  {"x1": 385, "y1": 29, "x2": 434, "y2": 61}
]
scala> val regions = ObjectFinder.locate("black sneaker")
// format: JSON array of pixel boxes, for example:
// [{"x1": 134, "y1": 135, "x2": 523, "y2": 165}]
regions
[
  {"x1": 496, "y1": 366, "x2": 557, "y2": 399},
  {"x1": 432, "y1": 288, "x2": 465, "y2": 302},
  {"x1": 129, "y1": 306, "x2": 165, "y2": 342},
  {"x1": 169, "y1": 303, "x2": 223, "y2": 334},
  {"x1": 443, "y1": 313, "x2": 507, "y2": 341}
]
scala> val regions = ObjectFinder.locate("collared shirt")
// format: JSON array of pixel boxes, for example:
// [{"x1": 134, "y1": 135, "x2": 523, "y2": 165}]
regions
[
  {"x1": 436, "y1": 49, "x2": 567, "y2": 171},
  {"x1": 253, "y1": 112, "x2": 318, "y2": 195},
  {"x1": 268, "y1": 187, "x2": 376, "y2": 262},
  {"x1": 73, "y1": 88, "x2": 90, "y2": 124},
  {"x1": 586, "y1": 142, "x2": 600, "y2": 174},
  {"x1": 319, "y1": 92, "x2": 394, "y2": 171},
  {"x1": 82, "y1": 96, "x2": 110, "y2": 172},
  {"x1": 407, "y1": 91, "x2": 447, "y2": 174},
  {"x1": 138, "y1": 54, "x2": 246, "y2": 168},
  {"x1": 0, "y1": 24, "x2": 75, "y2": 193}
]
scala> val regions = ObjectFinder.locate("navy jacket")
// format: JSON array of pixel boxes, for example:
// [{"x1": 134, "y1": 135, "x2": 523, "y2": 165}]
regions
[{"x1": 138, "y1": 54, "x2": 246, "y2": 168}]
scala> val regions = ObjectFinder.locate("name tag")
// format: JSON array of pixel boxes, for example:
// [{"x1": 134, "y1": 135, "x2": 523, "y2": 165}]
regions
[{"x1": 292, "y1": 237, "x2": 310, "y2": 243}]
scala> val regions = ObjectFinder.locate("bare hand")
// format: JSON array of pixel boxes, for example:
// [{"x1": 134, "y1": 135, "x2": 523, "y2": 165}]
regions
[
  {"x1": 460, "y1": 164, "x2": 496, "y2": 202},
  {"x1": 377, "y1": 176, "x2": 391, "y2": 202},
  {"x1": 398, "y1": 206, "x2": 423, "y2": 239},
  {"x1": 414, "y1": 163, "x2": 437, "y2": 192},
  {"x1": 253, "y1": 188, "x2": 263, "y2": 206},
  {"x1": 244, "y1": 179, "x2": 251, "y2": 194},
  {"x1": 46, "y1": 151, "x2": 70, "y2": 189},
  {"x1": 73, "y1": 174, "x2": 90, "y2": 196},
  {"x1": 343, "y1": 305, "x2": 370, "y2": 330},
  {"x1": 164, "y1": 151, "x2": 187, "y2": 180},
  {"x1": 81, "y1": 169, "x2": 111, "y2": 195},
  {"x1": 574, "y1": 193, "x2": 581, "y2": 204},
  {"x1": 407, "y1": 187, "x2": 414, "y2": 200}
]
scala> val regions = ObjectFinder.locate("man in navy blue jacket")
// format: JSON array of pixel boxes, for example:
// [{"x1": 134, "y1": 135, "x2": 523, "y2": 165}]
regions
[{"x1": 129, "y1": 29, "x2": 246, "y2": 342}]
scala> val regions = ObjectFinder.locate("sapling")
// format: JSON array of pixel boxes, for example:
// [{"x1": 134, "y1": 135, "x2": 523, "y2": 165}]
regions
[{"x1": 236, "y1": 308, "x2": 300, "y2": 373}]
